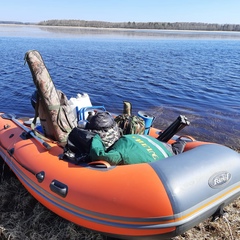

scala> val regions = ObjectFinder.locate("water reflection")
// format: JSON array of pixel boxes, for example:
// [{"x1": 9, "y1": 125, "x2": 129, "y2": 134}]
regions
[{"x1": 1, "y1": 24, "x2": 240, "y2": 40}]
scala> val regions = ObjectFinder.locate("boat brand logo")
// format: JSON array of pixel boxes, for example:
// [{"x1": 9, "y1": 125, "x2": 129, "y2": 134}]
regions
[{"x1": 208, "y1": 171, "x2": 232, "y2": 189}]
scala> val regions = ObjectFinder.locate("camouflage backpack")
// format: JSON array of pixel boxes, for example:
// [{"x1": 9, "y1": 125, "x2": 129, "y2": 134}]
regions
[
  {"x1": 86, "y1": 111, "x2": 121, "y2": 150},
  {"x1": 114, "y1": 101, "x2": 145, "y2": 135}
]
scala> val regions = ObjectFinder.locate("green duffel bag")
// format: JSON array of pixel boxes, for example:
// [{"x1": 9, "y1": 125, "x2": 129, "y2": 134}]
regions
[{"x1": 89, "y1": 134, "x2": 174, "y2": 165}]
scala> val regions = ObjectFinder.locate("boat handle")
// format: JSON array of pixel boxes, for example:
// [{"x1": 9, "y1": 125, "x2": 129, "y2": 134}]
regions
[
  {"x1": 88, "y1": 160, "x2": 111, "y2": 168},
  {"x1": 178, "y1": 135, "x2": 196, "y2": 142},
  {"x1": 50, "y1": 180, "x2": 68, "y2": 198}
]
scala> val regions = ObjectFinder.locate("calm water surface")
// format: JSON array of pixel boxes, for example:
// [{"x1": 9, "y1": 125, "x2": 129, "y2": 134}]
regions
[{"x1": 0, "y1": 25, "x2": 239, "y2": 148}]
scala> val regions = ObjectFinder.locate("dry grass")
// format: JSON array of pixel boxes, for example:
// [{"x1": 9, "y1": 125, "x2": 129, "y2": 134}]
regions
[
  {"x1": 0, "y1": 168, "x2": 108, "y2": 240},
  {"x1": 1, "y1": 148, "x2": 240, "y2": 240}
]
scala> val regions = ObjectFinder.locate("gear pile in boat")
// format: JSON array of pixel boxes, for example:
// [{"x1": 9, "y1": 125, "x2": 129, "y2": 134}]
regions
[
  {"x1": 25, "y1": 50, "x2": 188, "y2": 166},
  {"x1": 62, "y1": 108, "x2": 187, "y2": 165}
]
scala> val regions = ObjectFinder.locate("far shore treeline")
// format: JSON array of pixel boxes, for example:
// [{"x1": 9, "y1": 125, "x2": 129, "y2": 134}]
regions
[{"x1": 1, "y1": 19, "x2": 240, "y2": 31}]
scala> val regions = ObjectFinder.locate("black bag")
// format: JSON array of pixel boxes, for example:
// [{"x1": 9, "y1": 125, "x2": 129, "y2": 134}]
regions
[{"x1": 62, "y1": 127, "x2": 96, "y2": 164}]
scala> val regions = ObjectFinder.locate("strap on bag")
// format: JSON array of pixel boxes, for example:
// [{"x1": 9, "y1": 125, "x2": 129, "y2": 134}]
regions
[{"x1": 30, "y1": 93, "x2": 56, "y2": 144}]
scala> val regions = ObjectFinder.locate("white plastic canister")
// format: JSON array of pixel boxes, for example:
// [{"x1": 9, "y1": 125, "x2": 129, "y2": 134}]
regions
[{"x1": 68, "y1": 93, "x2": 92, "y2": 120}]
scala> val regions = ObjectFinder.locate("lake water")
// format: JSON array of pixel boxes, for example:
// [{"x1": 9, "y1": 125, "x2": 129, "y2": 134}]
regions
[{"x1": 0, "y1": 25, "x2": 239, "y2": 148}]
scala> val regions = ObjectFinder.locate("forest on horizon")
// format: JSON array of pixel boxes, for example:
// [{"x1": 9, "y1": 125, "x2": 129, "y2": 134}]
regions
[{"x1": 1, "y1": 20, "x2": 240, "y2": 31}]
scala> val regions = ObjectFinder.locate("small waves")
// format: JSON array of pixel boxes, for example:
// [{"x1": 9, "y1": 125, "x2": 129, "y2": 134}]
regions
[{"x1": 0, "y1": 32, "x2": 239, "y2": 148}]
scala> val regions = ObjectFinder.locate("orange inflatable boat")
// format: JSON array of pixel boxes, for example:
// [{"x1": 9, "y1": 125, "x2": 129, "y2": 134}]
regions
[
  {"x1": 0, "y1": 112, "x2": 240, "y2": 240},
  {"x1": 1, "y1": 50, "x2": 240, "y2": 239}
]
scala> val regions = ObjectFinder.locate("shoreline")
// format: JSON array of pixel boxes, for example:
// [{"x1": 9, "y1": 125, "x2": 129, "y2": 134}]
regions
[
  {"x1": 1, "y1": 23, "x2": 240, "y2": 35},
  {"x1": 1, "y1": 24, "x2": 240, "y2": 41}
]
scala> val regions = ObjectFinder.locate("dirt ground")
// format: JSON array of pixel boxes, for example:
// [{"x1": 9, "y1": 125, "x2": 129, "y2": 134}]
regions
[{"x1": 0, "y1": 148, "x2": 240, "y2": 240}]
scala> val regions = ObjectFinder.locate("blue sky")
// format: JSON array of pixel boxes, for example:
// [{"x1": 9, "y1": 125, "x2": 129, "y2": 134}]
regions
[{"x1": 1, "y1": 0, "x2": 240, "y2": 24}]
